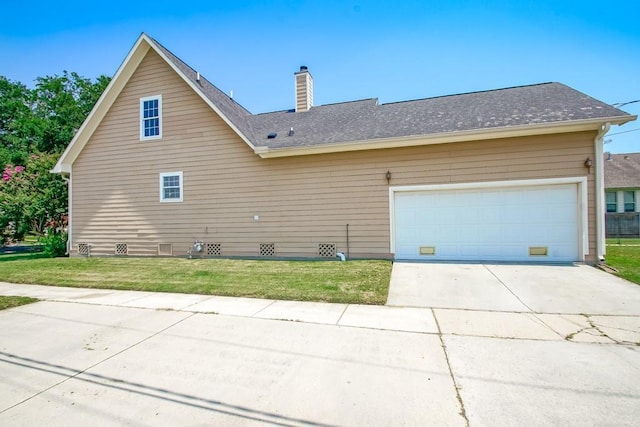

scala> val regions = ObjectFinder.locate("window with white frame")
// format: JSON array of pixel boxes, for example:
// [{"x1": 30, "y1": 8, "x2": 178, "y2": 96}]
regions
[
  {"x1": 160, "y1": 172, "x2": 183, "y2": 202},
  {"x1": 606, "y1": 192, "x2": 617, "y2": 213},
  {"x1": 624, "y1": 191, "x2": 636, "y2": 212},
  {"x1": 140, "y1": 95, "x2": 162, "y2": 140}
]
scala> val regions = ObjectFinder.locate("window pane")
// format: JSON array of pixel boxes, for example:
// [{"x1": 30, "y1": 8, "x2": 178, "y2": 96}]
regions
[
  {"x1": 164, "y1": 188, "x2": 180, "y2": 199},
  {"x1": 624, "y1": 191, "x2": 635, "y2": 212},
  {"x1": 144, "y1": 118, "x2": 159, "y2": 137},
  {"x1": 164, "y1": 176, "x2": 178, "y2": 187},
  {"x1": 606, "y1": 192, "x2": 617, "y2": 213}
]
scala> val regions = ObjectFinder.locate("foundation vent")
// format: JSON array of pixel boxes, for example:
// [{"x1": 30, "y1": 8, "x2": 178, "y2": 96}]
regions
[
  {"x1": 206, "y1": 243, "x2": 222, "y2": 256},
  {"x1": 318, "y1": 243, "x2": 337, "y2": 258},
  {"x1": 259, "y1": 243, "x2": 276, "y2": 257},
  {"x1": 78, "y1": 243, "x2": 90, "y2": 256},
  {"x1": 115, "y1": 243, "x2": 128, "y2": 255},
  {"x1": 158, "y1": 243, "x2": 173, "y2": 256}
]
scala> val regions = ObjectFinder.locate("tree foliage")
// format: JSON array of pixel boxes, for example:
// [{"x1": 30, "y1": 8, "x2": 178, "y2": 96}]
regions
[{"x1": 0, "y1": 72, "x2": 110, "y2": 244}]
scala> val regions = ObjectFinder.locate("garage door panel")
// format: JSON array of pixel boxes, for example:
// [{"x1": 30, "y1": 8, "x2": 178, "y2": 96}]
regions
[{"x1": 394, "y1": 184, "x2": 579, "y2": 262}]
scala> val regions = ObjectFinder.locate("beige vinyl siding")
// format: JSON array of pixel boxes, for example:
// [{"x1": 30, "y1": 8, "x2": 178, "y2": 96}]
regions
[{"x1": 71, "y1": 49, "x2": 598, "y2": 260}]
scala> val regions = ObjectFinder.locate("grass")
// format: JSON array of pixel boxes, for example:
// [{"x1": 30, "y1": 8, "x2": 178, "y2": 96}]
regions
[
  {"x1": 0, "y1": 255, "x2": 392, "y2": 304},
  {"x1": 0, "y1": 296, "x2": 38, "y2": 310},
  {"x1": 606, "y1": 239, "x2": 640, "y2": 285},
  {"x1": 607, "y1": 238, "x2": 640, "y2": 246}
]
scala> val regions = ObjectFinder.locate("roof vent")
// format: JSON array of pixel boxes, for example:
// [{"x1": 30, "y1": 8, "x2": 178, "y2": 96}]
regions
[
  {"x1": 267, "y1": 132, "x2": 277, "y2": 139},
  {"x1": 288, "y1": 127, "x2": 294, "y2": 136}
]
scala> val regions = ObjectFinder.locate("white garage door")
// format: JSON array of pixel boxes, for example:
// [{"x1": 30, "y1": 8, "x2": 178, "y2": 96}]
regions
[{"x1": 394, "y1": 184, "x2": 579, "y2": 262}]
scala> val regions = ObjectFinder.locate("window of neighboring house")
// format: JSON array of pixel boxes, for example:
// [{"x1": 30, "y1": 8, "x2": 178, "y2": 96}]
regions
[
  {"x1": 160, "y1": 172, "x2": 183, "y2": 202},
  {"x1": 140, "y1": 95, "x2": 162, "y2": 140},
  {"x1": 606, "y1": 192, "x2": 617, "y2": 213},
  {"x1": 624, "y1": 191, "x2": 635, "y2": 212}
]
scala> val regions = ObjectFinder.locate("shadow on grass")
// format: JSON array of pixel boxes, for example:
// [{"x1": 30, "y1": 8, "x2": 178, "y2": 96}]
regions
[{"x1": 0, "y1": 253, "x2": 51, "y2": 262}]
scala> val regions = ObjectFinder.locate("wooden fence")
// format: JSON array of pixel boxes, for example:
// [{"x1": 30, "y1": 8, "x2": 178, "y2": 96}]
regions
[{"x1": 606, "y1": 213, "x2": 640, "y2": 238}]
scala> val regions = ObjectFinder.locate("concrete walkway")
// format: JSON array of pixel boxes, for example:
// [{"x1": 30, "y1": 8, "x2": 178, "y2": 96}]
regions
[{"x1": 1, "y1": 264, "x2": 639, "y2": 426}]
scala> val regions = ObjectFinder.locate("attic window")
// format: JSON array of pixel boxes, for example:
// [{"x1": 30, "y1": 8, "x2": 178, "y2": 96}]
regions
[{"x1": 140, "y1": 95, "x2": 162, "y2": 140}]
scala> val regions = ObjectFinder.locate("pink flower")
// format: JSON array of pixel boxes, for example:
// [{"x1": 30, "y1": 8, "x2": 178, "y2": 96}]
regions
[
  {"x1": 2, "y1": 173, "x2": 10, "y2": 181},
  {"x1": 14, "y1": 166, "x2": 25, "y2": 173}
]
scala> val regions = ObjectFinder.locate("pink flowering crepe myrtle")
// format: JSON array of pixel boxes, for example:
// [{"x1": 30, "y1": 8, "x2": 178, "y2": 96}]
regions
[{"x1": 2, "y1": 165, "x2": 25, "y2": 182}]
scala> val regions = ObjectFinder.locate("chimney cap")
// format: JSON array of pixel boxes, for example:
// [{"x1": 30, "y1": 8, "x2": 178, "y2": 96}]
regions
[{"x1": 299, "y1": 65, "x2": 308, "y2": 71}]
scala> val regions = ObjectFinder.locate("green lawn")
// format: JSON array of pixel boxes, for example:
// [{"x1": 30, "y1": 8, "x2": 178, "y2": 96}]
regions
[
  {"x1": 606, "y1": 239, "x2": 640, "y2": 285},
  {"x1": 0, "y1": 296, "x2": 38, "y2": 310},
  {"x1": 0, "y1": 255, "x2": 392, "y2": 304}
]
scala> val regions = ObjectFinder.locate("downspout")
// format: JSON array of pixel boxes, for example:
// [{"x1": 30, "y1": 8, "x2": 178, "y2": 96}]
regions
[
  {"x1": 594, "y1": 123, "x2": 610, "y2": 263},
  {"x1": 61, "y1": 172, "x2": 71, "y2": 255}
]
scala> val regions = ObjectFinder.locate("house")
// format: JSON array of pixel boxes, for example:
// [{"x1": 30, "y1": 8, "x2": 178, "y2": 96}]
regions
[
  {"x1": 604, "y1": 152, "x2": 640, "y2": 237},
  {"x1": 52, "y1": 33, "x2": 636, "y2": 263}
]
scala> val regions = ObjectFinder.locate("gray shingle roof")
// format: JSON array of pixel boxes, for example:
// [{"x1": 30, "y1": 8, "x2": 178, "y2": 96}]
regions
[
  {"x1": 150, "y1": 36, "x2": 257, "y2": 142},
  {"x1": 152, "y1": 36, "x2": 633, "y2": 152},
  {"x1": 604, "y1": 153, "x2": 640, "y2": 189}
]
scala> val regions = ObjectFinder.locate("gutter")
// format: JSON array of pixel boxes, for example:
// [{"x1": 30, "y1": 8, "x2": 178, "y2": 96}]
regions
[{"x1": 594, "y1": 123, "x2": 610, "y2": 262}]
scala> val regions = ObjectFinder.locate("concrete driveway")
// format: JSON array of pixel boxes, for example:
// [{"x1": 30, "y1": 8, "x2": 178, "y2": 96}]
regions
[
  {"x1": 388, "y1": 262, "x2": 640, "y2": 315},
  {"x1": 1, "y1": 263, "x2": 639, "y2": 426}
]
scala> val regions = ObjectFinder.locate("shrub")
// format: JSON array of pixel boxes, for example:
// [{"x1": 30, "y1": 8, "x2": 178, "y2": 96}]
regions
[{"x1": 39, "y1": 229, "x2": 67, "y2": 257}]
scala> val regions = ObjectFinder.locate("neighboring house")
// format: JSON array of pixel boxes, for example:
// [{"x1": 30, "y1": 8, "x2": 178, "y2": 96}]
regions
[
  {"x1": 604, "y1": 152, "x2": 640, "y2": 237},
  {"x1": 53, "y1": 33, "x2": 636, "y2": 263}
]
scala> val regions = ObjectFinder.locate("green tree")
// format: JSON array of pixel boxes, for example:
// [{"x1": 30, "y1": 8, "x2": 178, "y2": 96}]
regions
[
  {"x1": 0, "y1": 153, "x2": 68, "y2": 243},
  {"x1": 31, "y1": 71, "x2": 110, "y2": 153},
  {"x1": 0, "y1": 71, "x2": 110, "y2": 243},
  {"x1": 0, "y1": 77, "x2": 31, "y2": 165}
]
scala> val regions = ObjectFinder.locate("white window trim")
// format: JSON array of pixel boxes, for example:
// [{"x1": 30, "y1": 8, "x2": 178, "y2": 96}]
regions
[
  {"x1": 140, "y1": 95, "x2": 162, "y2": 140},
  {"x1": 159, "y1": 171, "x2": 183, "y2": 203}
]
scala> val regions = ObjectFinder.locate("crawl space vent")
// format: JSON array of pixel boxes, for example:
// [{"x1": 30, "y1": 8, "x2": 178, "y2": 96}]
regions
[
  {"x1": 318, "y1": 243, "x2": 337, "y2": 258},
  {"x1": 78, "y1": 243, "x2": 90, "y2": 256},
  {"x1": 158, "y1": 243, "x2": 173, "y2": 256},
  {"x1": 259, "y1": 243, "x2": 276, "y2": 257},
  {"x1": 115, "y1": 243, "x2": 128, "y2": 255},
  {"x1": 206, "y1": 243, "x2": 221, "y2": 256}
]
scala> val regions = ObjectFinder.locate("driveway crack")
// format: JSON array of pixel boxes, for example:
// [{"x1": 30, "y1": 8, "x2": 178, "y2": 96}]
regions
[{"x1": 432, "y1": 308, "x2": 469, "y2": 427}]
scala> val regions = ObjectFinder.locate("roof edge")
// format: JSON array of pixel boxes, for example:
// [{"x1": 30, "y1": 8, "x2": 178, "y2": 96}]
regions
[{"x1": 255, "y1": 115, "x2": 636, "y2": 158}]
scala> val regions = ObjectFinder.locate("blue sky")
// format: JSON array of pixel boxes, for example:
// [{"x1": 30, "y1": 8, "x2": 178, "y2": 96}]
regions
[{"x1": 1, "y1": 0, "x2": 638, "y2": 153}]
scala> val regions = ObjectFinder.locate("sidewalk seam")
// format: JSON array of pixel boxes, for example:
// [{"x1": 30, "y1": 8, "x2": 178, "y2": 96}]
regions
[{"x1": 432, "y1": 308, "x2": 469, "y2": 427}]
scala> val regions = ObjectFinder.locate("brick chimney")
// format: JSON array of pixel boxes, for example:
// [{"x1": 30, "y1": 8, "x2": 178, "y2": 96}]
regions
[{"x1": 295, "y1": 66, "x2": 313, "y2": 112}]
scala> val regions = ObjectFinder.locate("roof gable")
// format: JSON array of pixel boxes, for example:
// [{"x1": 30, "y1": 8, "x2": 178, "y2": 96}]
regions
[{"x1": 53, "y1": 33, "x2": 256, "y2": 173}]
